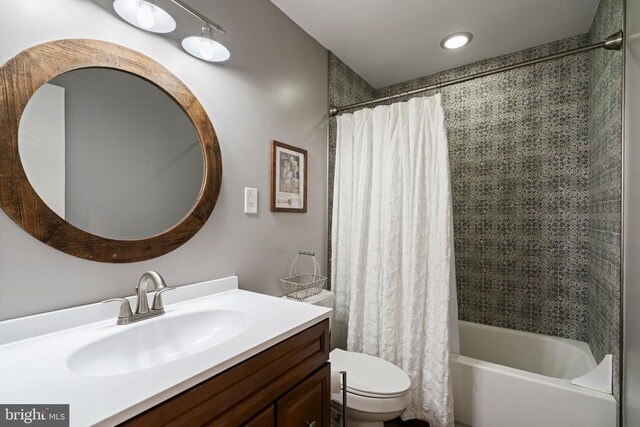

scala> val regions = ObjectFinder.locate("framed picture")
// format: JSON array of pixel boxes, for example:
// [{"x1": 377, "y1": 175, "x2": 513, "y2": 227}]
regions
[{"x1": 271, "y1": 140, "x2": 307, "y2": 212}]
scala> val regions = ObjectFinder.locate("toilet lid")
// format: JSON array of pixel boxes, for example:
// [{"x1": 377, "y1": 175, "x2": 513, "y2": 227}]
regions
[{"x1": 329, "y1": 349, "x2": 411, "y2": 398}]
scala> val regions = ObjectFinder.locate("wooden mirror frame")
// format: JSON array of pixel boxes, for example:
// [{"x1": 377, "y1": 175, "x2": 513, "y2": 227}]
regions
[{"x1": 0, "y1": 39, "x2": 222, "y2": 263}]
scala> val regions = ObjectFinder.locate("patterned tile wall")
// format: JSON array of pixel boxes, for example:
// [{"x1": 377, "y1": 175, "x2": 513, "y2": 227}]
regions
[
  {"x1": 587, "y1": 0, "x2": 623, "y2": 403},
  {"x1": 329, "y1": 35, "x2": 593, "y2": 341}
]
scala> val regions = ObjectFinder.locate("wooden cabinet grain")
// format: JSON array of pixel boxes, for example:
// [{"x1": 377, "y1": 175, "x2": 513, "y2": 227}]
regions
[
  {"x1": 243, "y1": 405, "x2": 275, "y2": 427},
  {"x1": 121, "y1": 319, "x2": 330, "y2": 427}
]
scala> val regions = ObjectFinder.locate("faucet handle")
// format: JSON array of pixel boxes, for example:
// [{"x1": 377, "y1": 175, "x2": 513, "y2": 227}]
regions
[
  {"x1": 102, "y1": 298, "x2": 133, "y2": 319},
  {"x1": 151, "y1": 287, "x2": 174, "y2": 311}
]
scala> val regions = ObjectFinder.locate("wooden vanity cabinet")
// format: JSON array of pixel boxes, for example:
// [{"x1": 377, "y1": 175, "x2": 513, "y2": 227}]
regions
[{"x1": 121, "y1": 319, "x2": 330, "y2": 427}]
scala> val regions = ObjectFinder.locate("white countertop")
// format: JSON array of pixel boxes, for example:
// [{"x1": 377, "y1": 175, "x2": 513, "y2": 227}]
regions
[{"x1": 0, "y1": 277, "x2": 331, "y2": 426}]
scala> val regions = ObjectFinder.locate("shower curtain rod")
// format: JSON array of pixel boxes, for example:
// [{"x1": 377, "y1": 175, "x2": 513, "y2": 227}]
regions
[{"x1": 329, "y1": 30, "x2": 623, "y2": 117}]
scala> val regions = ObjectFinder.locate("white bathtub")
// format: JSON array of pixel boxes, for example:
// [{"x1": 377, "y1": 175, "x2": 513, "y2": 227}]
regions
[{"x1": 452, "y1": 320, "x2": 616, "y2": 427}]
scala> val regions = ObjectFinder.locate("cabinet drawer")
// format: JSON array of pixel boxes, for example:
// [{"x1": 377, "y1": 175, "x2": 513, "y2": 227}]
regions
[{"x1": 277, "y1": 363, "x2": 330, "y2": 427}]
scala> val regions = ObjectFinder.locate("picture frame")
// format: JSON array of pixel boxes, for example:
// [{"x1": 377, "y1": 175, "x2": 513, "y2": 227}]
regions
[{"x1": 271, "y1": 140, "x2": 307, "y2": 213}]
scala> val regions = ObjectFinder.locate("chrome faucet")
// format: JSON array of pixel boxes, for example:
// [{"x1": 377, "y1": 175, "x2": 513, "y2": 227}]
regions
[
  {"x1": 102, "y1": 271, "x2": 174, "y2": 325},
  {"x1": 135, "y1": 271, "x2": 168, "y2": 314}
]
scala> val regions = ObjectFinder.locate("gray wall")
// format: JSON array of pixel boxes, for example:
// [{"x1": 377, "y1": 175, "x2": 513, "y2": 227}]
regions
[
  {"x1": 587, "y1": 0, "x2": 624, "y2": 404},
  {"x1": 52, "y1": 68, "x2": 203, "y2": 240},
  {"x1": 0, "y1": 0, "x2": 328, "y2": 320},
  {"x1": 624, "y1": 0, "x2": 640, "y2": 424},
  {"x1": 330, "y1": 34, "x2": 594, "y2": 342}
]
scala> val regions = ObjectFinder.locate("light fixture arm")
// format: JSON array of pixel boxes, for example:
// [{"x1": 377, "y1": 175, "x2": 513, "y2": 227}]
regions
[
  {"x1": 171, "y1": 0, "x2": 226, "y2": 34},
  {"x1": 201, "y1": 24, "x2": 214, "y2": 39}
]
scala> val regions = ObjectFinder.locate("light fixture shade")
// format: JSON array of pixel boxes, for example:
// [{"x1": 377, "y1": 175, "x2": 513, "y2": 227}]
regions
[
  {"x1": 441, "y1": 32, "x2": 473, "y2": 50},
  {"x1": 113, "y1": 0, "x2": 176, "y2": 33},
  {"x1": 182, "y1": 36, "x2": 230, "y2": 62}
]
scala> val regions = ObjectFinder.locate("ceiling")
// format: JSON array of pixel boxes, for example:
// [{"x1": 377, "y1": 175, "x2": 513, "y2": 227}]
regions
[{"x1": 270, "y1": 0, "x2": 600, "y2": 88}]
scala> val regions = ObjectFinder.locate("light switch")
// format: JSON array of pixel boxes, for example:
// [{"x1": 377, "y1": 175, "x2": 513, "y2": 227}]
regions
[{"x1": 244, "y1": 187, "x2": 258, "y2": 213}]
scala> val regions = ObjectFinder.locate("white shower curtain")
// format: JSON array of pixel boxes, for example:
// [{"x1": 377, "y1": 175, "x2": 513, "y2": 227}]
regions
[{"x1": 331, "y1": 94, "x2": 458, "y2": 427}]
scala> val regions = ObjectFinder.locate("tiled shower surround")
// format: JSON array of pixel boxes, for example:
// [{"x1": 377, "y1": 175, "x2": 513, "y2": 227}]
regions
[
  {"x1": 587, "y1": 0, "x2": 623, "y2": 401},
  {"x1": 328, "y1": 0, "x2": 622, "y2": 385}
]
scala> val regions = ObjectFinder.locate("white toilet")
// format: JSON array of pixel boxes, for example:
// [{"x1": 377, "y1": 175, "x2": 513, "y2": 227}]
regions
[{"x1": 296, "y1": 290, "x2": 412, "y2": 427}]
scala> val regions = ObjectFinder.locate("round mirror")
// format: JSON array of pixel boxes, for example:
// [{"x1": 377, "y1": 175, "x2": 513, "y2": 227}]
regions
[
  {"x1": 18, "y1": 68, "x2": 204, "y2": 240},
  {"x1": 0, "y1": 39, "x2": 222, "y2": 262}
]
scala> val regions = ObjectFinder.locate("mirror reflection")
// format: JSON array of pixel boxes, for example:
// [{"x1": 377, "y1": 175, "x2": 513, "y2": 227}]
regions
[{"x1": 18, "y1": 68, "x2": 204, "y2": 241}]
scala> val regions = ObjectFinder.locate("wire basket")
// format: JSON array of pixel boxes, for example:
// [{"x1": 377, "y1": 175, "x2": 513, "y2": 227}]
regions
[{"x1": 280, "y1": 251, "x2": 327, "y2": 300}]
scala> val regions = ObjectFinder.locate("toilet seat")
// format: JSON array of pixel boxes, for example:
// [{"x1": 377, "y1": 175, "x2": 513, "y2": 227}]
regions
[
  {"x1": 330, "y1": 349, "x2": 411, "y2": 397},
  {"x1": 329, "y1": 349, "x2": 411, "y2": 413}
]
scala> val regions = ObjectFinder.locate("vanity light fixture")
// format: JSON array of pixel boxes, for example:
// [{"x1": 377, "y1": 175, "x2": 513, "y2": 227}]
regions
[
  {"x1": 182, "y1": 24, "x2": 231, "y2": 62},
  {"x1": 171, "y1": 0, "x2": 230, "y2": 63},
  {"x1": 113, "y1": 0, "x2": 176, "y2": 33},
  {"x1": 440, "y1": 32, "x2": 473, "y2": 50}
]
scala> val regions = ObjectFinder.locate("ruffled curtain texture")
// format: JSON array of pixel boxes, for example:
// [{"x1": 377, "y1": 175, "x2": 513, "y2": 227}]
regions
[{"x1": 332, "y1": 94, "x2": 458, "y2": 427}]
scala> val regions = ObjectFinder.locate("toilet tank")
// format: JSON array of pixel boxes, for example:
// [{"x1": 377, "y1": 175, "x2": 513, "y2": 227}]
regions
[
  {"x1": 284, "y1": 290, "x2": 334, "y2": 325},
  {"x1": 306, "y1": 290, "x2": 334, "y2": 327},
  {"x1": 305, "y1": 290, "x2": 334, "y2": 308}
]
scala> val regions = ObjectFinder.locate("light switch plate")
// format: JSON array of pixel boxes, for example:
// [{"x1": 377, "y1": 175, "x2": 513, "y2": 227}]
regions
[{"x1": 244, "y1": 188, "x2": 258, "y2": 213}]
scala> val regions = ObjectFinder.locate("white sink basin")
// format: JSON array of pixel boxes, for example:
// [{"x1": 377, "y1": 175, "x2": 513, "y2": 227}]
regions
[
  {"x1": 67, "y1": 308, "x2": 256, "y2": 377},
  {"x1": 0, "y1": 277, "x2": 332, "y2": 426}
]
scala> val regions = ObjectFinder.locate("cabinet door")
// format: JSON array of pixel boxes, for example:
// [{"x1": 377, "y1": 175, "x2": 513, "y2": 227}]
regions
[
  {"x1": 277, "y1": 363, "x2": 330, "y2": 427},
  {"x1": 243, "y1": 405, "x2": 275, "y2": 427}
]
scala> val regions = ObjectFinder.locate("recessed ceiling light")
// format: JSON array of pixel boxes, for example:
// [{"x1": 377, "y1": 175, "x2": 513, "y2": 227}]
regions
[{"x1": 441, "y1": 32, "x2": 473, "y2": 50}]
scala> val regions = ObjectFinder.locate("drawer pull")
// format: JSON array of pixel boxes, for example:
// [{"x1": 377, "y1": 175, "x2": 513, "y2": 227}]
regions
[{"x1": 303, "y1": 421, "x2": 316, "y2": 427}]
